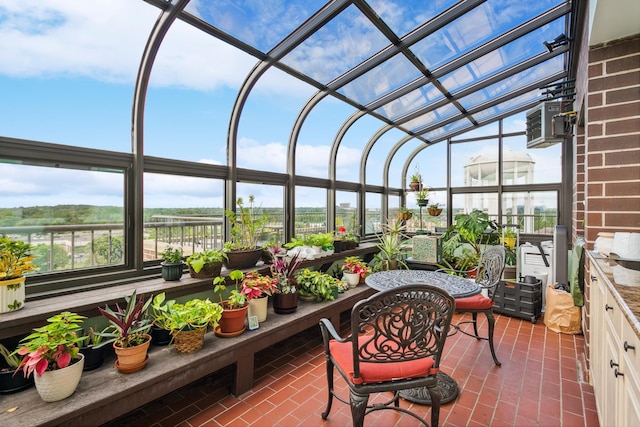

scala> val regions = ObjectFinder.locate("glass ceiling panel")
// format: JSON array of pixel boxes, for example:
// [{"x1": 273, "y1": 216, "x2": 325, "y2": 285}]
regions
[
  {"x1": 401, "y1": 103, "x2": 460, "y2": 133},
  {"x1": 419, "y1": 117, "x2": 474, "y2": 142},
  {"x1": 337, "y1": 54, "x2": 422, "y2": 105},
  {"x1": 280, "y1": 4, "x2": 389, "y2": 83},
  {"x1": 183, "y1": 0, "x2": 326, "y2": 53},
  {"x1": 368, "y1": 0, "x2": 459, "y2": 38},
  {"x1": 456, "y1": 57, "x2": 565, "y2": 111},
  {"x1": 470, "y1": 90, "x2": 540, "y2": 123},
  {"x1": 374, "y1": 83, "x2": 443, "y2": 120},
  {"x1": 439, "y1": 19, "x2": 566, "y2": 93},
  {"x1": 410, "y1": 0, "x2": 562, "y2": 70}
]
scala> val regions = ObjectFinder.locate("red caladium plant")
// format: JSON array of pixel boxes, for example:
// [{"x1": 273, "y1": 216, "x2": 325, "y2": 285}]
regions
[
  {"x1": 15, "y1": 311, "x2": 87, "y2": 377},
  {"x1": 95, "y1": 290, "x2": 153, "y2": 348}
]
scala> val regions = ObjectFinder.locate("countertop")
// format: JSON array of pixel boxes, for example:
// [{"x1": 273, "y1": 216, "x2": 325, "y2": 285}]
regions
[{"x1": 589, "y1": 251, "x2": 640, "y2": 338}]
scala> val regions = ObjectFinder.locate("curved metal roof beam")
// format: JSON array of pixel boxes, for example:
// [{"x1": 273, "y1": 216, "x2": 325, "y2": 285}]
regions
[
  {"x1": 132, "y1": 0, "x2": 190, "y2": 268},
  {"x1": 328, "y1": 110, "x2": 367, "y2": 181},
  {"x1": 359, "y1": 124, "x2": 394, "y2": 186},
  {"x1": 384, "y1": 135, "x2": 418, "y2": 191}
]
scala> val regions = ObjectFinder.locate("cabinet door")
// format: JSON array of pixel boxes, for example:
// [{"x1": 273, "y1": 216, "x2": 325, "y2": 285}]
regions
[
  {"x1": 590, "y1": 270, "x2": 605, "y2": 396},
  {"x1": 622, "y1": 318, "x2": 640, "y2": 426}
]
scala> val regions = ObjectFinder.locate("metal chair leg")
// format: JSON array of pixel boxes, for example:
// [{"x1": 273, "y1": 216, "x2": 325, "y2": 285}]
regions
[
  {"x1": 350, "y1": 391, "x2": 369, "y2": 427},
  {"x1": 486, "y1": 311, "x2": 501, "y2": 366},
  {"x1": 321, "y1": 358, "x2": 335, "y2": 419}
]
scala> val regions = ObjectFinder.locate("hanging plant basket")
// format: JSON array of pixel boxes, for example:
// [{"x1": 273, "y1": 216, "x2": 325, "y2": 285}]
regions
[{"x1": 428, "y1": 208, "x2": 443, "y2": 216}]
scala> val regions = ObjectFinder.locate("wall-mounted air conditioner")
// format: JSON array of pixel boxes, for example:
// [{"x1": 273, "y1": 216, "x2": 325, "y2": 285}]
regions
[{"x1": 526, "y1": 101, "x2": 564, "y2": 148}]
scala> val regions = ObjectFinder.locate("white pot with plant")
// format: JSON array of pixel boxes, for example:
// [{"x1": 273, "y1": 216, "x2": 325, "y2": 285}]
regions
[{"x1": 14, "y1": 312, "x2": 87, "y2": 402}]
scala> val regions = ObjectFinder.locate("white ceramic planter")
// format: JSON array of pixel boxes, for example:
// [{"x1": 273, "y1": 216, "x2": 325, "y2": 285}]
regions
[
  {"x1": 0, "y1": 276, "x2": 26, "y2": 313},
  {"x1": 248, "y1": 295, "x2": 268, "y2": 322},
  {"x1": 34, "y1": 353, "x2": 84, "y2": 402},
  {"x1": 344, "y1": 272, "x2": 360, "y2": 288}
]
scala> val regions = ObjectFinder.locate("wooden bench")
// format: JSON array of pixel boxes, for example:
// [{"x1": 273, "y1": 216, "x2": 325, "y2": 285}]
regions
[{"x1": 0, "y1": 247, "x2": 379, "y2": 426}]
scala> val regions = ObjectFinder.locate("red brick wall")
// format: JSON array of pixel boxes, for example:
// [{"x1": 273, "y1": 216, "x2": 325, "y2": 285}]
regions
[{"x1": 585, "y1": 35, "x2": 640, "y2": 248}]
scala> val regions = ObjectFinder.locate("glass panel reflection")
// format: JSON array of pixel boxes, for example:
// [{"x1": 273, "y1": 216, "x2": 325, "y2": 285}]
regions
[
  {"x1": 502, "y1": 191, "x2": 558, "y2": 234},
  {"x1": 451, "y1": 139, "x2": 499, "y2": 187},
  {"x1": 281, "y1": 4, "x2": 389, "y2": 83},
  {"x1": 184, "y1": 0, "x2": 326, "y2": 53}
]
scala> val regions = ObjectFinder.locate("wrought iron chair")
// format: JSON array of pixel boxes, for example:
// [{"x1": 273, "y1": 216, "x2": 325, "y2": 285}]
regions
[
  {"x1": 319, "y1": 284, "x2": 455, "y2": 427},
  {"x1": 437, "y1": 245, "x2": 506, "y2": 366}
]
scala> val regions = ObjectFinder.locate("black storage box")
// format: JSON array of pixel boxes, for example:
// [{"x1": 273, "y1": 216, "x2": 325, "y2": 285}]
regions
[{"x1": 493, "y1": 279, "x2": 542, "y2": 323}]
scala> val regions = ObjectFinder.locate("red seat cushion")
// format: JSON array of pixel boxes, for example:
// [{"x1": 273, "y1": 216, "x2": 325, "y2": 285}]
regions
[
  {"x1": 329, "y1": 339, "x2": 436, "y2": 385},
  {"x1": 455, "y1": 293, "x2": 492, "y2": 310}
]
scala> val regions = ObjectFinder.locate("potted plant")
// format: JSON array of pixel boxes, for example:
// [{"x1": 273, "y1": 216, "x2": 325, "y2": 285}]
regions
[
  {"x1": 223, "y1": 195, "x2": 268, "y2": 269},
  {"x1": 163, "y1": 296, "x2": 223, "y2": 354},
  {"x1": 0, "y1": 236, "x2": 38, "y2": 313},
  {"x1": 0, "y1": 341, "x2": 33, "y2": 394},
  {"x1": 414, "y1": 187, "x2": 430, "y2": 206},
  {"x1": 160, "y1": 246, "x2": 184, "y2": 281},
  {"x1": 409, "y1": 166, "x2": 422, "y2": 191},
  {"x1": 149, "y1": 292, "x2": 176, "y2": 346},
  {"x1": 397, "y1": 206, "x2": 413, "y2": 221},
  {"x1": 14, "y1": 312, "x2": 87, "y2": 402},
  {"x1": 341, "y1": 256, "x2": 371, "y2": 288},
  {"x1": 185, "y1": 249, "x2": 227, "y2": 279},
  {"x1": 79, "y1": 326, "x2": 107, "y2": 371},
  {"x1": 268, "y1": 249, "x2": 303, "y2": 314},
  {"x1": 439, "y1": 209, "x2": 498, "y2": 273},
  {"x1": 372, "y1": 219, "x2": 410, "y2": 271},
  {"x1": 96, "y1": 290, "x2": 153, "y2": 374},
  {"x1": 295, "y1": 269, "x2": 341, "y2": 302},
  {"x1": 241, "y1": 270, "x2": 277, "y2": 322},
  {"x1": 500, "y1": 225, "x2": 518, "y2": 250},
  {"x1": 428, "y1": 203, "x2": 442, "y2": 217},
  {"x1": 213, "y1": 270, "x2": 249, "y2": 336}
]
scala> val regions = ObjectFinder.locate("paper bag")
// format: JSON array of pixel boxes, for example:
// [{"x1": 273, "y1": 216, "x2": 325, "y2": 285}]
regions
[{"x1": 544, "y1": 284, "x2": 582, "y2": 334}]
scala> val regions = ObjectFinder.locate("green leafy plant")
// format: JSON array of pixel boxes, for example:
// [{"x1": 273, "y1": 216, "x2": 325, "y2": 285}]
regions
[
  {"x1": 295, "y1": 269, "x2": 341, "y2": 302},
  {"x1": 415, "y1": 186, "x2": 430, "y2": 200},
  {"x1": 0, "y1": 236, "x2": 39, "y2": 280},
  {"x1": 224, "y1": 195, "x2": 268, "y2": 250},
  {"x1": 429, "y1": 202, "x2": 439, "y2": 209},
  {"x1": 213, "y1": 270, "x2": 248, "y2": 309},
  {"x1": 0, "y1": 342, "x2": 22, "y2": 369},
  {"x1": 185, "y1": 249, "x2": 227, "y2": 273},
  {"x1": 439, "y1": 209, "x2": 498, "y2": 271},
  {"x1": 161, "y1": 246, "x2": 183, "y2": 264},
  {"x1": 150, "y1": 292, "x2": 176, "y2": 331},
  {"x1": 14, "y1": 312, "x2": 87, "y2": 377},
  {"x1": 96, "y1": 290, "x2": 153, "y2": 348},
  {"x1": 165, "y1": 298, "x2": 223, "y2": 332},
  {"x1": 372, "y1": 219, "x2": 410, "y2": 271},
  {"x1": 304, "y1": 232, "x2": 335, "y2": 249},
  {"x1": 80, "y1": 326, "x2": 105, "y2": 348}
]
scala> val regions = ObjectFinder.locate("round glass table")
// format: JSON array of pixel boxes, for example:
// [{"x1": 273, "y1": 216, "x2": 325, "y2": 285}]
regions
[{"x1": 365, "y1": 270, "x2": 480, "y2": 405}]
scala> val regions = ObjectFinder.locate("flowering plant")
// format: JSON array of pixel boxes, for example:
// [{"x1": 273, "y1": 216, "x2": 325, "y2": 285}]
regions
[
  {"x1": 342, "y1": 256, "x2": 371, "y2": 279},
  {"x1": 241, "y1": 271, "x2": 277, "y2": 300},
  {"x1": 15, "y1": 311, "x2": 87, "y2": 377}
]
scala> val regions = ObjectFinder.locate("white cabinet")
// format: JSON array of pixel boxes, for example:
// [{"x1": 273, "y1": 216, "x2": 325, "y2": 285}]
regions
[{"x1": 589, "y1": 256, "x2": 640, "y2": 427}]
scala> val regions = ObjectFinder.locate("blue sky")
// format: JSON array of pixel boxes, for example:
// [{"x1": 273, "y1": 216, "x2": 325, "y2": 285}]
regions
[{"x1": 0, "y1": 0, "x2": 562, "y2": 210}]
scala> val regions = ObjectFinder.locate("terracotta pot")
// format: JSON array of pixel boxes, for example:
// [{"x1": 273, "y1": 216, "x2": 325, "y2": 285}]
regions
[
  {"x1": 34, "y1": 354, "x2": 84, "y2": 402},
  {"x1": 248, "y1": 296, "x2": 268, "y2": 322},
  {"x1": 428, "y1": 208, "x2": 442, "y2": 216},
  {"x1": 114, "y1": 334, "x2": 151, "y2": 374},
  {"x1": 272, "y1": 292, "x2": 298, "y2": 314},
  {"x1": 409, "y1": 182, "x2": 422, "y2": 191},
  {"x1": 219, "y1": 303, "x2": 248, "y2": 334},
  {"x1": 223, "y1": 248, "x2": 263, "y2": 270}
]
